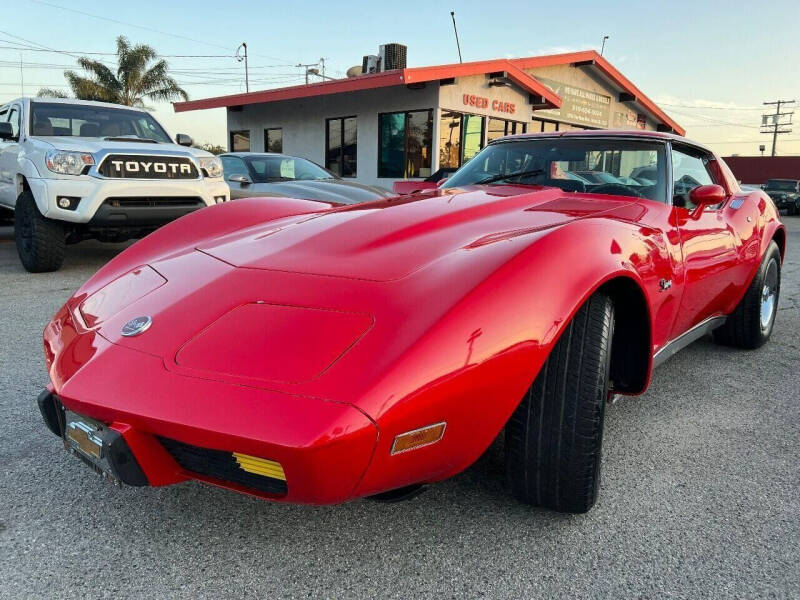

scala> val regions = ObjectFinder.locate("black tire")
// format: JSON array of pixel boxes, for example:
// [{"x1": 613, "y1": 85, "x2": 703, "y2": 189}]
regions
[
  {"x1": 14, "y1": 190, "x2": 65, "y2": 273},
  {"x1": 506, "y1": 292, "x2": 614, "y2": 513},
  {"x1": 714, "y1": 241, "x2": 781, "y2": 349}
]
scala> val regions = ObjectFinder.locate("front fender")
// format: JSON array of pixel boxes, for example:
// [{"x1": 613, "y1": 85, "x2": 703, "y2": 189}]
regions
[{"x1": 355, "y1": 217, "x2": 661, "y2": 495}]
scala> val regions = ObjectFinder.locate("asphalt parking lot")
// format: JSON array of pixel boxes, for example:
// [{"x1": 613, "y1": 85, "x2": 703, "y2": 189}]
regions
[{"x1": 1, "y1": 219, "x2": 798, "y2": 599}]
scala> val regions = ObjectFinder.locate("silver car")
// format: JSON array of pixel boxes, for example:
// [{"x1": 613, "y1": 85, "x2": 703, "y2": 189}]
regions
[{"x1": 220, "y1": 153, "x2": 393, "y2": 204}]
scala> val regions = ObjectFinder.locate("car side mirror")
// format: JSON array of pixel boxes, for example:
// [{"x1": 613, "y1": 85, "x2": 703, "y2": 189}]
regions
[
  {"x1": 689, "y1": 184, "x2": 726, "y2": 217},
  {"x1": 436, "y1": 178, "x2": 448, "y2": 187},
  {"x1": 0, "y1": 122, "x2": 15, "y2": 140},
  {"x1": 175, "y1": 133, "x2": 193, "y2": 147},
  {"x1": 228, "y1": 174, "x2": 251, "y2": 185}
]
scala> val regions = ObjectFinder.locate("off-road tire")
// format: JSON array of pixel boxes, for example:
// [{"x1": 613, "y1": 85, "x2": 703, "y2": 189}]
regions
[
  {"x1": 714, "y1": 241, "x2": 781, "y2": 349},
  {"x1": 506, "y1": 292, "x2": 614, "y2": 513},
  {"x1": 14, "y1": 190, "x2": 65, "y2": 273}
]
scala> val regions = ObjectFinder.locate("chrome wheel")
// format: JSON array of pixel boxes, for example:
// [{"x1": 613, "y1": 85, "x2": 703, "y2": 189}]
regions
[{"x1": 759, "y1": 258, "x2": 779, "y2": 332}]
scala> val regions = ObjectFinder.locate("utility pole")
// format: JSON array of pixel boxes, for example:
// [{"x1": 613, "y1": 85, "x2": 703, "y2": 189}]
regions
[
  {"x1": 450, "y1": 11, "x2": 463, "y2": 63},
  {"x1": 761, "y1": 99, "x2": 795, "y2": 156},
  {"x1": 319, "y1": 57, "x2": 326, "y2": 80},
  {"x1": 236, "y1": 43, "x2": 249, "y2": 92},
  {"x1": 296, "y1": 62, "x2": 319, "y2": 84},
  {"x1": 600, "y1": 35, "x2": 609, "y2": 56}
]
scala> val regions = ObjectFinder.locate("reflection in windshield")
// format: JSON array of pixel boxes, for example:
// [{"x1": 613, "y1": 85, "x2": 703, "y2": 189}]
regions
[
  {"x1": 442, "y1": 137, "x2": 667, "y2": 202},
  {"x1": 244, "y1": 156, "x2": 335, "y2": 183},
  {"x1": 30, "y1": 102, "x2": 172, "y2": 143}
]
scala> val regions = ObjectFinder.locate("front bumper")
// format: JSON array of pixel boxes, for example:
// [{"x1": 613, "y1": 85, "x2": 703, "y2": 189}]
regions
[
  {"x1": 26, "y1": 175, "x2": 229, "y2": 224},
  {"x1": 41, "y1": 305, "x2": 379, "y2": 504},
  {"x1": 769, "y1": 196, "x2": 797, "y2": 209}
]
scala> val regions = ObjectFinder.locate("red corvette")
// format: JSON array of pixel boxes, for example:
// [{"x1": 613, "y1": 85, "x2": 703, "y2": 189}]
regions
[{"x1": 39, "y1": 131, "x2": 785, "y2": 513}]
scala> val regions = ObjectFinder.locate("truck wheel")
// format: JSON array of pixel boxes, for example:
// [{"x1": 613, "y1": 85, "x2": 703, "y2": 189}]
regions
[
  {"x1": 714, "y1": 241, "x2": 781, "y2": 349},
  {"x1": 505, "y1": 292, "x2": 614, "y2": 513},
  {"x1": 14, "y1": 190, "x2": 65, "y2": 273}
]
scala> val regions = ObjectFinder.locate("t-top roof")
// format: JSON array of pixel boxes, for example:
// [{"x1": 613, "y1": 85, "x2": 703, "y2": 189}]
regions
[{"x1": 173, "y1": 50, "x2": 683, "y2": 135}]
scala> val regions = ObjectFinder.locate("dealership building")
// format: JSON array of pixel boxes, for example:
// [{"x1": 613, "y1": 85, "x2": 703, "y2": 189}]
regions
[{"x1": 175, "y1": 47, "x2": 684, "y2": 187}]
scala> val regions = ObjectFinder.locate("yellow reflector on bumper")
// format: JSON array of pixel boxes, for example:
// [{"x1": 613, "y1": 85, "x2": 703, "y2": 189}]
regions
[
  {"x1": 391, "y1": 422, "x2": 446, "y2": 455},
  {"x1": 233, "y1": 453, "x2": 286, "y2": 481}
]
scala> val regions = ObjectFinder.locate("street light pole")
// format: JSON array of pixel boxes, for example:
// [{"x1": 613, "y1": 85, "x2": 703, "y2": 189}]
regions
[
  {"x1": 236, "y1": 43, "x2": 249, "y2": 93},
  {"x1": 600, "y1": 36, "x2": 609, "y2": 56}
]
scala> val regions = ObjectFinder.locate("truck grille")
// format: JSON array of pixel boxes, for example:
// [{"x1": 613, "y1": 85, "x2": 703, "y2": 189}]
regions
[
  {"x1": 98, "y1": 154, "x2": 199, "y2": 179},
  {"x1": 103, "y1": 197, "x2": 205, "y2": 208},
  {"x1": 159, "y1": 437, "x2": 288, "y2": 496}
]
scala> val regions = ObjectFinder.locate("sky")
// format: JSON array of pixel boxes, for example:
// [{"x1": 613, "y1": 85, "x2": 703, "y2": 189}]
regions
[{"x1": 2, "y1": 0, "x2": 799, "y2": 157}]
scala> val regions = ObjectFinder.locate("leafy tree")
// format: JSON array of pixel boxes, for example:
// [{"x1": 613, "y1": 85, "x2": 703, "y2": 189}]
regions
[
  {"x1": 38, "y1": 36, "x2": 188, "y2": 107},
  {"x1": 36, "y1": 88, "x2": 69, "y2": 98},
  {"x1": 197, "y1": 142, "x2": 226, "y2": 155}
]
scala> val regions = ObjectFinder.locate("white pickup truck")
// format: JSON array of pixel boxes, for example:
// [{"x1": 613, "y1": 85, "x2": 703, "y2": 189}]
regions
[{"x1": 0, "y1": 97, "x2": 229, "y2": 272}]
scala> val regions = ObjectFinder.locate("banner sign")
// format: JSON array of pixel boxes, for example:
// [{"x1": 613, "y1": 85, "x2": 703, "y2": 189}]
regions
[{"x1": 536, "y1": 77, "x2": 611, "y2": 128}]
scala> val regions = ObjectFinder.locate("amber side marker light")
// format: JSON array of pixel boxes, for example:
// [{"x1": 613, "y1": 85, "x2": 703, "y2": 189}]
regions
[
  {"x1": 391, "y1": 422, "x2": 446, "y2": 455},
  {"x1": 233, "y1": 452, "x2": 286, "y2": 481}
]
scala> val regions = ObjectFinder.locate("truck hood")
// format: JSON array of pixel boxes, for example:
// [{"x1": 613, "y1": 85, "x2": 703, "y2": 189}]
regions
[
  {"x1": 31, "y1": 136, "x2": 213, "y2": 158},
  {"x1": 199, "y1": 185, "x2": 635, "y2": 282}
]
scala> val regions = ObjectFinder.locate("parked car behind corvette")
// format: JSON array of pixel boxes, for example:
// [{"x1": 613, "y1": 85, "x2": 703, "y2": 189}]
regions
[{"x1": 221, "y1": 152, "x2": 393, "y2": 204}]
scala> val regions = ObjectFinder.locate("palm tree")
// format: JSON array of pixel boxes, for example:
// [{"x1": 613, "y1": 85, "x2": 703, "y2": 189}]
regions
[{"x1": 38, "y1": 36, "x2": 188, "y2": 107}]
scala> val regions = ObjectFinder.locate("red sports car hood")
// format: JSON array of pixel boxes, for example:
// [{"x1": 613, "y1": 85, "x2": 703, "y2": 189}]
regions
[{"x1": 198, "y1": 186, "x2": 633, "y2": 282}]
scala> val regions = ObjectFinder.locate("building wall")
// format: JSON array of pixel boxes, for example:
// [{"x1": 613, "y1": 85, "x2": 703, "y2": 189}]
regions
[
  {"x1": 225, "y1": 63, "x2": 666, "y2": 187},
  {"x1": 523, "y1": 64, "x2": 659, "y2": 132},
  {"x1": 227, "y1": 84, "x2": 438, "y2": 188}
]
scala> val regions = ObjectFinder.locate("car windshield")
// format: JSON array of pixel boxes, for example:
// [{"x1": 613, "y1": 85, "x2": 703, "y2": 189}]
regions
[
  {"x1": 765, "y1": 180, "x2": 797, "y2": 191},
  {"x1": 442, "y1": 137, "x2": 668, "y2": 202},
  {"x1": 30, "y1": 102, "x2": 172, "y2": 143},
  {"x1": 244, "y1": 155, "x2": 335, "y2": 182}
]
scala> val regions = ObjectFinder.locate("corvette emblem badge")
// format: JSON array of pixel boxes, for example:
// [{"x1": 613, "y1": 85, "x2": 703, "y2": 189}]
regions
[{"x1": 121, "y1": 316, "x2": 152, "y2": 337}]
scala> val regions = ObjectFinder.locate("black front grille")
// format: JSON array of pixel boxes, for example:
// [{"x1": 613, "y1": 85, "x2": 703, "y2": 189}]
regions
[
  {"x1": 103, "y1": 197, "x2": 205, "y2": 208},
  {"x1": 159, "y1": 437, "x2": 288, "y2": 496},
  {"x1": 98, "y1": 154, "x2": 199, "y2": 179}
]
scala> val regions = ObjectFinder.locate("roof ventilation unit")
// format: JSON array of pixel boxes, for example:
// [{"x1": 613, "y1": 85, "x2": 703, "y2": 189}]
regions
[
  {"x1": 362, "y1": 55, "x2": 380, "y2": 74},
  {"x1": 379, "y1": 43, "x2": 407, "y2": 71}
]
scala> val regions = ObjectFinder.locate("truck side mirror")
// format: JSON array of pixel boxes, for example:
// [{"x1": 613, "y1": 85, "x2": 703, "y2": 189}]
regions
[
  {"x1": 175, "y1": 133, "x2": 193, "y2": 147},
  {"x1": 0, "y1": 122, "x2": 15, "y2": 140}
]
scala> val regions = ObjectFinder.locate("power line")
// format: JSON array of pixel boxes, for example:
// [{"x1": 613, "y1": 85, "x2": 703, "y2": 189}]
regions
[
  {"x1": 28, "y1": 0, "x2": 297, "y2": 63},
  {"x1": 0, "y1": 44, "x2": 236, "y2": 58},
  {"x1": 660, "y1": 102, "x2": 763, "y2": 111}
]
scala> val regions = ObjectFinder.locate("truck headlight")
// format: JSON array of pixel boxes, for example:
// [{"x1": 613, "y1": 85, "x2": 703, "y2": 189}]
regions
[
  {"x1": 197, "y1": 157, "x2": 223, "y2": 178},
  {"x1": 46, "y1": 150, "x2": 94, "y2": 175}
]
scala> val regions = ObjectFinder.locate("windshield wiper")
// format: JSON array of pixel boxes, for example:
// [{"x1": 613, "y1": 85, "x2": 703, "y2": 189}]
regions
[
  {"x1": 103, "y1": 136, "x2": 159, "y2": 143},
  {"x1": 475, "y1": 168, "x2": 545, "y2": 185}
]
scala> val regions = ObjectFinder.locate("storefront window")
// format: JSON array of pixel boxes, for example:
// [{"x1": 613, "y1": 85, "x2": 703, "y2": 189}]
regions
[
  {"x1": 265, "y1": 128, "x2": 282, "y2": 153},
  {"x1": 462, "y1": 114, "x2": 484, "y2": 163},
  {"x1": 378, "y1": 109, "x2": 432, "y2": 178},
  {"x1": 487, "y1": 118, "x2": 527, "y2": 143},
  {"x1": 230, "y1": 130, "x2": 250, "y2": 152},
  {"x1": 326, "y1": 116, "x2": 357, "y2": 177},
  {"x1": 439, "y1": 111, "x2": 462, "y2": 169}
]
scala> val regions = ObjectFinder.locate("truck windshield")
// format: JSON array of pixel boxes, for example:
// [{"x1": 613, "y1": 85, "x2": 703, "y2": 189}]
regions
[
  {"x1": 442, "y1": 137, "x2": 667, "y2": 203},
  {"x1": 765, "y1": 180, "x2": 797, "y2": 191},
  {"x1": 30, "y1": 102, "x2": 172, "y2": 143}
]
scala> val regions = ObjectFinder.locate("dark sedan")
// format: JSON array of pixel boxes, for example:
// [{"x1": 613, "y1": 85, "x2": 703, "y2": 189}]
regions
[{"x1": 221, "y1": 153, "x2": 393, "y2": 204}]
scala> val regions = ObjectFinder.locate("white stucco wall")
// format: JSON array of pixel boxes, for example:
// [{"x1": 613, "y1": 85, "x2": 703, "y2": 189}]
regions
[{"x1": 226, "y1": 84, "x2": 438, "y2": 188}]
